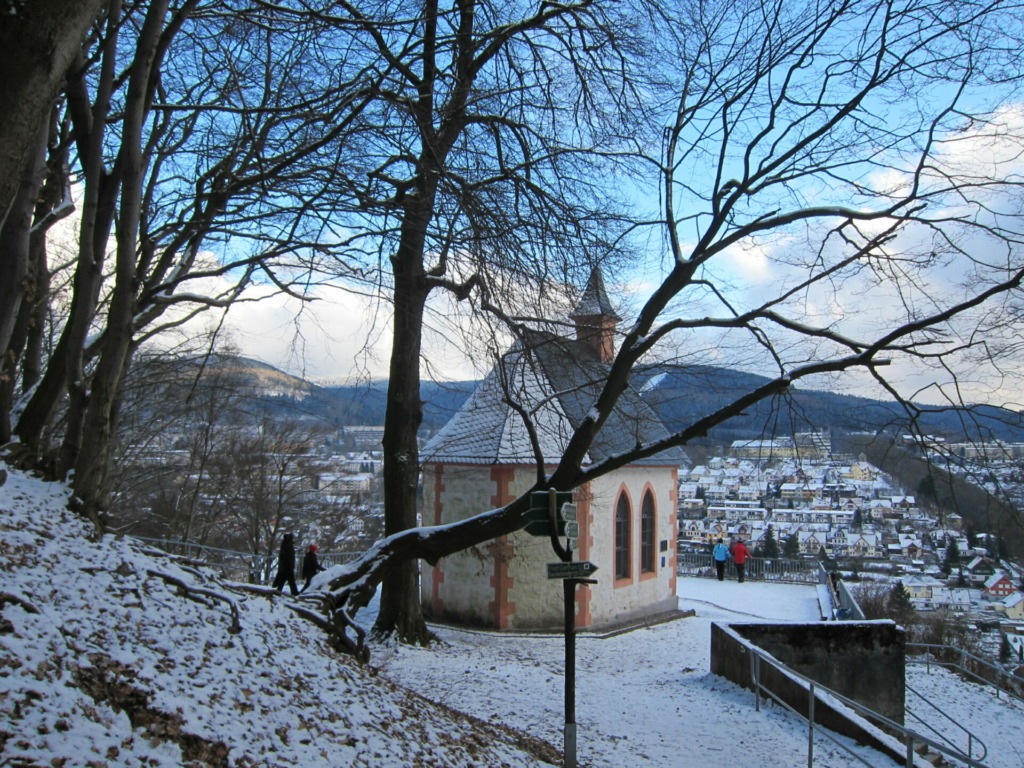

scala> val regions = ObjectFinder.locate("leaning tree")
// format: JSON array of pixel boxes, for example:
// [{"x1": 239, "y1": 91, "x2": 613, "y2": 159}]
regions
[{"x1": 305, "y1": 0, "x2": 1024, "y2": 657}]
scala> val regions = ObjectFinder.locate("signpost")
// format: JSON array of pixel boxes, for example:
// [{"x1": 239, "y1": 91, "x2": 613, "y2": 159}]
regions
[
  {"x1": 547, "y1": 561, "x2": 598, "y2": 579},
  {"x1": 523, "y1": 491, "x2": 572, "y2": 538},
  {"x1": 527, "y1": 488, "x2": 598, "y2": 768}
]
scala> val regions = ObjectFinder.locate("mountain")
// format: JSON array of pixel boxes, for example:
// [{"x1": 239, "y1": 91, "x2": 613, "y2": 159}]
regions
[
  {"x1": 181, "y1": 355, "x2": 1024, "y2": 444},
  {"x1": 636, "y1": 364, "x2": 1024, "y2": 444},
  {"x1": 155, "y1": 354, "x2": 476, "y2": 432}
]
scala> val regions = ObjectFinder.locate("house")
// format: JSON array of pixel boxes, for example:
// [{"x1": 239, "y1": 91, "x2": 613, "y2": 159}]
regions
[
  {"x1": 896, "y1": 534, "x2": 922, "y2": 559},
  {"x1": 798, "y1": 530, "x2": 824, "y2": 555},
  {"x1": 964, "y1": 556, "x2": 997, "y2": 586},
  {"x1": 1004, "y1": 592, "x2": 1024, "y2": 621},
  {"x1": 984, "y1": 572, "x2": 1017, "y2": 599},
  {"x1": 847, "y1": 532, "x2": 881, "y2": 559},
  {"x1": 829, "y1": 527, "x2": 850, "y2": 556},
  {"x1": 419, "y1": 269, "x2": 685, "y2": 631},
  {"x1": 902, "y1": 575, "x2": 945, "y2": 602}
]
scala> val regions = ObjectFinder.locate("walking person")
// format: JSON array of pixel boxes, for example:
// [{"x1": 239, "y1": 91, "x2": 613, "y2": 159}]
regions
[
  {"x1": 272, "y1": 533, "x2": 298, "y2": 596},
  {"x1": 300, "y1": 544, "x2": 325, "y2": 593},
  {"x1": 712, "y1": 538, "x2": 730, "y2": 581},
  {"x1": 731, "y1": 538, "x2": 750, "y2": 583}
]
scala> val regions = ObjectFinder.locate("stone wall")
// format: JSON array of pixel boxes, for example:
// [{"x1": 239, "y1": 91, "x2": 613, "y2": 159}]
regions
[{"x1": 711, "y1": 620, "x2": 907, "y2": 762}]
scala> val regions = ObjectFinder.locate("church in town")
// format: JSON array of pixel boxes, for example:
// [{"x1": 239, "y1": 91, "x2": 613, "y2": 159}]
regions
[{"x1": 419, "y1": 269, "x2": 687, "y2": 630}]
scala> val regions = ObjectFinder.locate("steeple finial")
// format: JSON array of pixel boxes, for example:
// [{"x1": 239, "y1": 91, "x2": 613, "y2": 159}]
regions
[
  {"x1": 569, "y1": 266, "x2": 619, "y2": 362},
  {"x1": 570, "y1": 266, "x2": 620, "y2": 321}
]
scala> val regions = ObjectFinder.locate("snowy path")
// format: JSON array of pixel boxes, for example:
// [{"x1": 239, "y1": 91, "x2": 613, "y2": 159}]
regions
[{"x1": 373, "y1": 579, "x2": 877, "y2": 768}]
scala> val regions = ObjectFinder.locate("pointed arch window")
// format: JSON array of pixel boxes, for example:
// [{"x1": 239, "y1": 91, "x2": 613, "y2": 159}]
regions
[
  {"x1": 615, "y1": 492, "x2": 631, "y2": 580},
  {"x1": 641, "y1": 490, "x2": 656, "y2": 573}
]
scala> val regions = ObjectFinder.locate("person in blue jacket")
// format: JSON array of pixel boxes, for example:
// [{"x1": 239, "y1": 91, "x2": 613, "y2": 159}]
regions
[{"x1": 712, "y1": 538, "x2": 730, "y2": 581}]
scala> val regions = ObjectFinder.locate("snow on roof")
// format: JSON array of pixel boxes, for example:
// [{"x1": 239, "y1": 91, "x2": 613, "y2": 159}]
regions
[
  {"x1": 984, "y1": 572, "x2": 1011, "y2": 588},
  {"x1": 569, "y1": 266, "x2": 621, "y2": 320},
  {"x1": 422, "y1": 329, "x2": 685, "y2": 467}
]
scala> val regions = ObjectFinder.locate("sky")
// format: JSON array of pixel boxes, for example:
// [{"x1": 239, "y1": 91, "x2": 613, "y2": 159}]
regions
[{"x1": 5, "y1": 461, "x2": 1023, "y2": 768}]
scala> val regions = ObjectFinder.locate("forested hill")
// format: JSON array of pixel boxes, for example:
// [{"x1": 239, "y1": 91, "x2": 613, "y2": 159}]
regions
[
  {"x1": 635, "y1": 366, "x2": 1024, "y2": 444},
  {"x1": 196, "y1": 356, "x2": 1024, "y2": 444}
]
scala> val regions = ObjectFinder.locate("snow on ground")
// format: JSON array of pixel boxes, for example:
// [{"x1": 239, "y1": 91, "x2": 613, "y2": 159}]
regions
[
  {"x1": 1, "y1": 464, "x2": 554, "y2": 767},
  {"x1": 4, "y1": 460, "x2": 1022, "y2": 768},
  {"x1": 374, "y1": 579, "x2": 868, "y2": 768},
  {"x1": 905, "y1": 664, "x2": 1024, "y2": 768},
  {"x1": 375, "y1": 579, "x2": 1024, "y2": 768}
]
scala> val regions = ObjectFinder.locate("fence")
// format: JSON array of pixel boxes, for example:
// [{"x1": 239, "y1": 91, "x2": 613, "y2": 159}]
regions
[
  {"x1": 745, "y1": 643, "x2": 991, "y2": 768},
  {"x1": 907, "y1": 642, "x2": 1024, "y2": 705},
  {"x1": 676, "y1": 550, "x2": 821, "y2": 584},
  {"x1": 132, "y1": 537, "x2": 365, "y2": 584}
]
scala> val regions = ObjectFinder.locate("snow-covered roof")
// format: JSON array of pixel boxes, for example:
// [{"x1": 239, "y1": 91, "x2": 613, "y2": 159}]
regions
[
  {"x1": 984, "y1": 572, "x2": 1011, "y2": 588},
  {"x1": 421, "y1": 329, "x2": 685, "y2": 467}
]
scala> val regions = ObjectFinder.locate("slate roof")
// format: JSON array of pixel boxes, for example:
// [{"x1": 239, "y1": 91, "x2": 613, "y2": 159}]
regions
[{"x1": 422, "y1": 329, "x2": 685, "y2": 467}]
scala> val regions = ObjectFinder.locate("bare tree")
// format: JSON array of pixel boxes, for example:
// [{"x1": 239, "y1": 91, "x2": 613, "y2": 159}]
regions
[
  {"x1": 1, "y1": 2, "x2": 383, "y2": 527},
  {"x1": 309, "y1": 0, "x2": 1024, "y2": 657},
  {"x1": 263, "y1": 0, "x2": 660, "y2": 644}
]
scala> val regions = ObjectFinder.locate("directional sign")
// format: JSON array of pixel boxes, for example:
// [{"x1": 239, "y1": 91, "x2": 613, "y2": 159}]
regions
[
  {"x1": 523, "y1": 491, "x2": 572, "y2": 537},
  {"x1": 547, "y1": 561, "x2": 599, "y2": 579},
  {"x1": 523, "y1": 508, "x2": 566, "y2": 537},
  {"x1": 563, "y1": 521, "x2": 579, "y2": 540},
  {"x1": 560, "y1": 502, "x2": 577, "y2": 522}
]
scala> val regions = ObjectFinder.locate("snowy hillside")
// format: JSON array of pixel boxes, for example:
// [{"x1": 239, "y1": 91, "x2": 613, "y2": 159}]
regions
[
  {"x1": 0, "y1": 464, "x2": 555, "y2": 767},
  {"x1": 4, "y1": 462, "x2": 1023, "y2": 768}
]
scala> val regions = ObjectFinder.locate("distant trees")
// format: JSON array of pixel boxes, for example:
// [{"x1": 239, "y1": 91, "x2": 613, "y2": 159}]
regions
[
  {"x1": 783, "y1": 533, "x2": 801, "y2": 559},
  {"x1": 943, "y1": 538, "x2": 961, "y2": 576},
  {"x1": 107, "y1": 350, "x2": 374, "y2": 578},
  {"x1": 887, "y1": 583, "x2": 915, "y2": 626},
  {"x1": 756, "y1": 525, "x2": 779, "y2": 559},
  {"x1": 999, "y1": 634, "x2": 1013, "y2": 663}
]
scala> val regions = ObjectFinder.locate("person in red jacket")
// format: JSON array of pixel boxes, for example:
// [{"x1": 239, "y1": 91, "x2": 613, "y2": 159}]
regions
[{"x1": 731, "y1": 538, "x2": 750, "y2": 583}]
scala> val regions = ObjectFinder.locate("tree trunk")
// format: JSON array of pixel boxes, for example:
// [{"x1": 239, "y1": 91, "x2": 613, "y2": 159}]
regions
[
  {"x1": 70, "y1": 0, "x2": 171, "y2": 523},
  {"x1": 0, "y1": 124, "x2": 48, "y2": 443},
  {"x1": 0, "y1": 0, "x2": 107, "y2": 232},
  {"x1": 374, "y1": 197, "x2": 434, "y2": 645}
]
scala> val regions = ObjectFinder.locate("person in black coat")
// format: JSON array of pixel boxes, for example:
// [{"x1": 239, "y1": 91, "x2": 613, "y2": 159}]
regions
[
  {"x1": 272, "y1": 533, "x2": 298, "y2": 595},
  {"x1": 301, "y1": 544, "x2": 325, "y2": 593}
]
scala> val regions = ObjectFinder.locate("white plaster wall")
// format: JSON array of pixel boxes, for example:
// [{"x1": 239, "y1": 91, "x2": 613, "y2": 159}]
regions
[
  {"x1": 421, "y1": 464, "x2": 502, "y2": 625},
  {"x1": 422, "y1": 462, "x2": 680, "y2": 630},
  {"x1": 585, "y1": 465, "x2": 678, "y2": 626},
  {"x1": 504, "y1": 468, "x2": 566, "y2": 629}
]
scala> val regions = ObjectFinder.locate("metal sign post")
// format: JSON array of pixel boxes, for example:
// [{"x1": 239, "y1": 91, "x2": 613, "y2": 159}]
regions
[{"x1": 534, "y1": 489, "x2": 598, "y2": 768}]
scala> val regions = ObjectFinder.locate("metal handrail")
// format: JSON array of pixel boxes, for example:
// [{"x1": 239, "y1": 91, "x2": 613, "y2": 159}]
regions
[
  {"x1": 746, "y1": 644, "x2": 991, "y2": 768},
  {"x1": 904, "y1": 681, "x2": 986, "y2": 763},
  {"x1": 676, "y1": 551, "x2": 820, "y2": 584},
  {"x1": 907, "y1": 642, "x2": 1024, "y2": 706}
]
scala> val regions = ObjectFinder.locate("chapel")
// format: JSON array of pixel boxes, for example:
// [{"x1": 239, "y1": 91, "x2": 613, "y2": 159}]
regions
[{"x1": 419, "y1": 268, "x2": 686, "y2": 630}]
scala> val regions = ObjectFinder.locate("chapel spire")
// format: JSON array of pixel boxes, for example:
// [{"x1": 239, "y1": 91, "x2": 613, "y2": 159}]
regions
[{"x1": 569, "y1": 266, "x2": 619, "y2": 363}]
